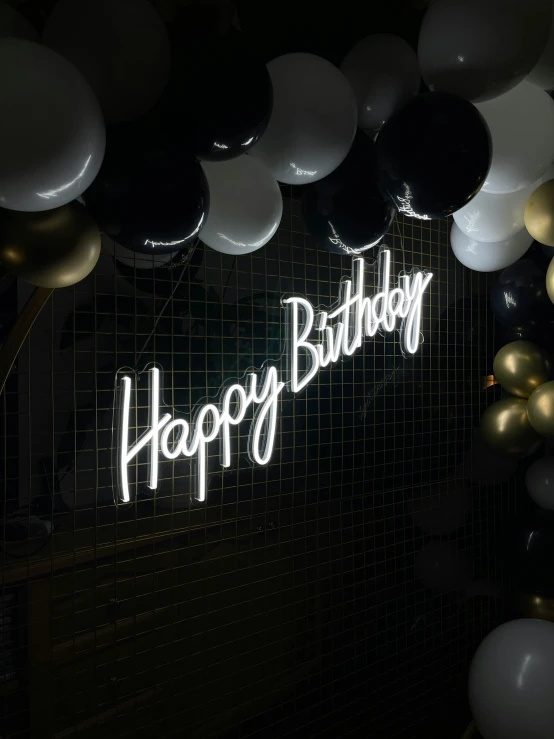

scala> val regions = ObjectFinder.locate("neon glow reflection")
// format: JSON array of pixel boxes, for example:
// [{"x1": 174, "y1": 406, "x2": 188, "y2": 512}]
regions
[
  {"x1": 115, "y1": 249, "x2": 433, "y2": 504},
  {"x1": 37, "y1": 155, "x2": 92, "y2": 200}
]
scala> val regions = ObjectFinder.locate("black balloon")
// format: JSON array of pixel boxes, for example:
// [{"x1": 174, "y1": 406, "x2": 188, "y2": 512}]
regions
[
  {"x1": 515, "y1": 513, "x2": 554, "y2": 597},
  {"x1": 82, "y1": 136, "x2": 209, "y2": 255},
  {"x1": 490, "y1": 259, "x2": 551, "y2": 328},
  {"x1": 375, "y1": 92, "x2": 491, "y2": 220},
  {"x1": 160, "y1": 32, "x2": 272, "y2": 161},
  {"x1": 302, "y1": 131, "x2": 396, "y2": 256}
]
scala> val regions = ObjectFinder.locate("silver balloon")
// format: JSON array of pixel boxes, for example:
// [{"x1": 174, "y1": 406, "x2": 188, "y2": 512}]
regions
[{"x1": 469, "y1": 619, "x2": 554, "y2": 739}]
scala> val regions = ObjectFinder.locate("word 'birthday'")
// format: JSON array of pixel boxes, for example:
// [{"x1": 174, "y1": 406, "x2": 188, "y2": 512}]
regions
[{"x1": 115, "y1": 250, "x2": 433, "y2": 504}]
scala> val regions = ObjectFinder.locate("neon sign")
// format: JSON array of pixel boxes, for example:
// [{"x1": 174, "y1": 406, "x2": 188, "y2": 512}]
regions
[{"x1": 114, "y1": 249, "x2": 433, "y2": 504}]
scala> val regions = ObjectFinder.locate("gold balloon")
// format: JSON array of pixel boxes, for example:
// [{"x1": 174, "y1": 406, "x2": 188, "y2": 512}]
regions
[
  {"x1": 521, "y1": 593, "x2": 554, "y2": 622},
  {"x1": 480, "y1": 397, "x2": 542, "y2": 457},
  {"x1": 527, "y1": 380, "x2": 554, "y2": 436},
  {"x1": 547, "y1": 256, "x2": 554, "y2": 306},
  {"x1": 525, "y1": 179, "x2": 554, "y2": 247},
  {"x1": 493, "y1": 340, "x2": 552, "y2": 398},
  {"x1": 0, "y1": 203, "x2": 101, "y2": 288}
]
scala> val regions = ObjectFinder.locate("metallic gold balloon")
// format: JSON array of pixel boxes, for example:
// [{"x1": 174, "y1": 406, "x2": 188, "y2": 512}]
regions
[
  {"x1": 521, "y1": 593, "x2": 554, "y2": 622},
  {"x1": 480, "y1": 397, "x2": 542, "y2": 457},
  {"x1": 527, "y1": 381, "x2": 554, "y2": 436},
  {"x1": 547, "y1": 256, "x2": 554, "y2": 305},
  {"x1": 0, "y1": 203, "x2": 101, "y2": 288},
  {"x1": 493, "y1": 340, "x2": 552, "y2": 398},
  {"x1": 525, "y1": 179, "x2": 554, "y2": 247}
]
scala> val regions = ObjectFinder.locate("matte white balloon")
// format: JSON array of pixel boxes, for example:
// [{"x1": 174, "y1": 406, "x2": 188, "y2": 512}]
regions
[
  {"x1": 340, "y1": 34, "x2": 420, "y2": 132},
  {"x1": 475, "y1": 83, "x2": 554, "y2": 194},
  {"x1": 453, "y1": 176, "x2": 545, "y2": 243},
  {"x1": 528, "y1": 2, "x2": 554, "y2": 90},
  {"x1": 418, "y1": 0, "x2": 551, "y2": 102},
  {"x1": 0, "y1": 4, "x2": 39, "y2": 41},
  {"x1": 0, "y1": 39, "x2": 105, "y2": 213},
  {"x1": 200, "y1": 156, "x2": 282, "y2": 255},
  {"x1": 43, "y1": 0, "x2": 170, "y2": 124},
  {"x1": 450, "y1": 222, "x2": 533, "y2": 272},
  {"x1": 526, "y1": 457, "x2": 554, "y2": 511},
  {"x1": 469, "y1": 619, "x2": 554, "y2": 739},
  {"x1": 249, "y1": 53, "x2": 357, "y2": 185}
]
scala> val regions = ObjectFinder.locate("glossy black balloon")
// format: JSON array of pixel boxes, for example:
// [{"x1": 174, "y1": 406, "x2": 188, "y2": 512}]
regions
[
  {"x1": 82, "y1": 137, "x2": 209, "y2": 255},
  {"x1": 515, "y1": 513, "x2": 554, "y2": 597},
  {"x1": 302, "y1": 131, "x2": 396, "y2": 256},
  {"x1": 490, "y1": 259, "x2": 551, "y2": 328},
  {"x1": 375, "y1": 92, "x2": 491, "y2": 220},
  {"x1": 161, "y1": 32, "x2": 272, "y2": 161}
]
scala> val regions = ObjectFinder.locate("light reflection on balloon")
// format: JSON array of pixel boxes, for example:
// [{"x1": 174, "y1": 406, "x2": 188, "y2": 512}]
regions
[
  {"x1": 199, "y1": 155, "x2": 282, "y2": 255},
  {"x1": 37, "y1": 155, "x2": 93, "y2": 202}
]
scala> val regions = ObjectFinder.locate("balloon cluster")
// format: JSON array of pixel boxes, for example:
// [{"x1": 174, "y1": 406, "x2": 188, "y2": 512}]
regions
[
  {"x1": 480, "y1": 340, "x2": 552, "y2": 458},
  {"x1": 5, "y1": 0, "x2": 554, "y2": 286},
  {"x1": 421, "y1": 0, "x2": 554, "y2": 273},
  {"x1": 0, "y1": 0, "x2": 496, "y2": 284},
  {"x1": 479, "y1": 235, "x2": 554, "y2": 458}
]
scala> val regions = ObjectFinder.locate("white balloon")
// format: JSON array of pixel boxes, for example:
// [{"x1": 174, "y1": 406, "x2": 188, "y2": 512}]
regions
[
  {"x1": 0, "y1": 4, "x2": 39, "y2": 41},
  {"x1": 43, "y1": 0, "x2": 170, "y2": 124},
  {"x1": 0, "y1": 39, "x2": 105, "y2": 213},
  {"x1": 475, "y1": 83, "x2": 554, "y2": 194},
  {"x1": 450, "y1": 222, "x2": 533, "y2": 272},
  {"x1": 418, "y1": 0, "x2": 551, "y2": 102},
  {"x1": 526, "y1": 457, "x2": 554, "y2": 510},
  {"x1": 528, "y1": 2, "x2": 554, "y2": 90},
  {"x1": 453, "y1": 176, "x2": 545, "y2": 242},
  {"x1": 469, "y1": 619, "x2": 554, "y2": 739},
  {"x1": 340, "y1": 34, "x2": 420, "y2": 132},
  {"x1": 249, "y1": 53, "x2": 357, "y2": 185},
  {"x1": 200, "y1": 156, "x2": 282, "y2": 255}
]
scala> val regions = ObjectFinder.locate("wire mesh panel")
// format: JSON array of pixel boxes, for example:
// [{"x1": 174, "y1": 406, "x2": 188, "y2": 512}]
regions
[{"x1": 1, "y1": 193, "x2": 512, "y2": 739}]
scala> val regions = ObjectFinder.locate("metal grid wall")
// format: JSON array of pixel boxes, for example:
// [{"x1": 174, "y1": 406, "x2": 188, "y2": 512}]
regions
[{"x1": 1, "y1": 191, "x2": 512, "y2": 738}]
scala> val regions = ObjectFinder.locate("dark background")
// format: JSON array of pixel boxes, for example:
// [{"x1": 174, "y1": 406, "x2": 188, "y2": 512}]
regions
[
  {"x1": 1, "y1": 193, "x2": 517, "y2": 738},
  {"x1": 0, "y1": 1, "x2": 523, "y2": 737}
]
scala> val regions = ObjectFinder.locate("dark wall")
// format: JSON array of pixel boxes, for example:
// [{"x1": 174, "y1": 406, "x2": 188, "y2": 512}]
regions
[{"x1": 1, "y1": 193, "x2": 514, "y2": 738}]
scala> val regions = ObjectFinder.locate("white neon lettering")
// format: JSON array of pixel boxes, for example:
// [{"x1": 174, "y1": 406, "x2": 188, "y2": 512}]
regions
[
  {"x1": 284, "y1": 297, "x2": 319, "y2": 393},
  {"x1": 118, "y1": 371, "x2": 171, "y2": 505},
  {"x1": 119, "y1": 376, "x2": 132, "y2": 503},
  {"x1": 160, "y1": 419, "x2": 190, "y2": 459},
  {"x1": 249, "y1": 367, "x2": 285, "y2": 465},
  {"x1": 115, "y1": 249, "x2": 432, "y2": 504},
  {"x1": 220, "y1": 383, "x2": 249, "y2": 468}
]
